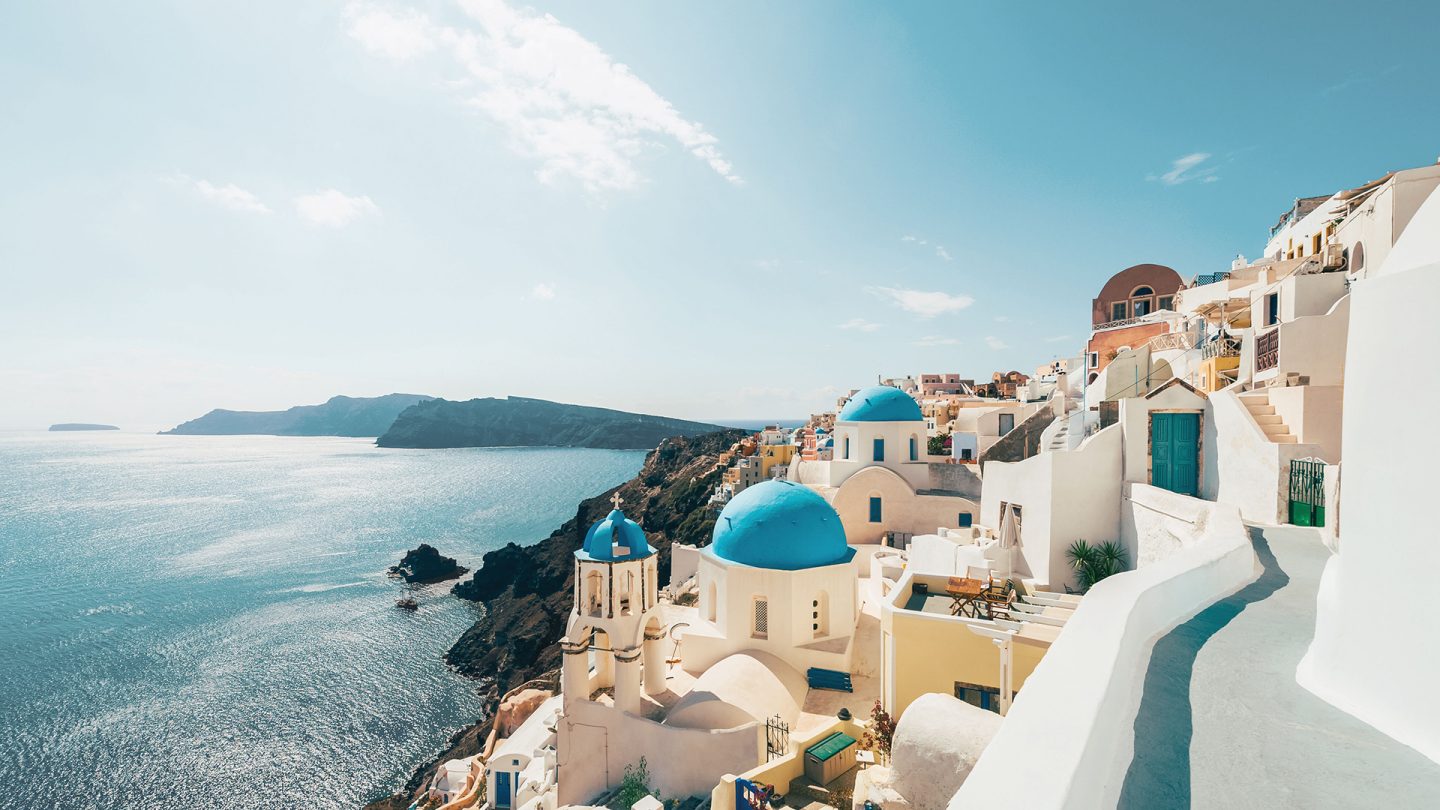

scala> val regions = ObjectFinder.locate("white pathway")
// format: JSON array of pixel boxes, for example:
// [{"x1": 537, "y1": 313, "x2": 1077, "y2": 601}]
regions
[{"x1": 1120, "y1": 525, "x2": 1440, "y2": 809}]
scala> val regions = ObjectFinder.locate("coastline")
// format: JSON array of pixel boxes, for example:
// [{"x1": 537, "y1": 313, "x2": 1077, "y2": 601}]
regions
[{"x1": 365, "y1": 429, "x2": 745, "y2": 809}]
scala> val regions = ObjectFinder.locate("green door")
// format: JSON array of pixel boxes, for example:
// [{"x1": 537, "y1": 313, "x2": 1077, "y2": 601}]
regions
[
  {"x1": 1151, "y1": 413, "x2": 1200, "y2": 496},
  {"x1": 1289, "y1": 459, "x2": 1326, "y2": 526}
]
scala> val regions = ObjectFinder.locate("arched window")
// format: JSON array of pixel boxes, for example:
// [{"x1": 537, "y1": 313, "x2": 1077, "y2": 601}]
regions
[
  {"x1": 585, "y1": 570, "x2": 604, "y2": 617},
  {"x1": 1131, "y1": 286, "x2": 1154, "y2": 297},
  {"x1": 1350, "y1": 242, "x2": 1365, "y2": 274},
  {"x1": 813, "y1": 591, "x2": 830, "y2": 639},
  {"x1": 909, "y1": 435, "x2": 918, "y2": 461},
  {"x1": 620, "y1": 570, "x2": 634, "y2": 615}
]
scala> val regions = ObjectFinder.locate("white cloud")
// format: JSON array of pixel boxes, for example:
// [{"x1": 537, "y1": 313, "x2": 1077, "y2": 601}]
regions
[
  {"x1": 914, "y1": 335, "x2": 958, "y2": 347},
  {"x1": 346, "y1": 5, "x2": 435, "y2": 60},
  {"x1": 935, "y1": 245, "x2": 952, "y2": 261},
  {"x1": 293, "y1": 189, "x2": 380, "y2": 228},
  {"x1": 531, "y1": 282, "x2": 556, "y2": 300},
  {"x1": 753, "y1": 258, "x2": 780, "y2": 270},
  {"x1": 868, "y1": 286, "x2": 975, "y2": 318},
  {"x1": 1149, "y1": 152, "x2": 1218, "y2": 186},
  {"x1": 837, "y1": 318, "x2": 880, "y2": 333},
  {"x1": 1045, "y1": 334, "x2": 1073, "y2": 343},
  {"x1": 901, "y1": 235, "x2": 924, "y2": 244},
  {"x1": 985, "y1": 335, "x2": 1009, "y2": 350},
  {"x1": 993, "y1": 315, "x2": 1010, "y2": 323},
  {"x1": 345, "y1": 1, "x2": 740, "y2": 192},
  {"x1": 180, "y1": 175, "x2": 271, "y2": 214}
]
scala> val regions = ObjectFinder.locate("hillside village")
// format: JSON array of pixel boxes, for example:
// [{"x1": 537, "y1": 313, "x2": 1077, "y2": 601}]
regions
[{"x1": 406, "y1": 158, "x2": 1440, "y2": 809}]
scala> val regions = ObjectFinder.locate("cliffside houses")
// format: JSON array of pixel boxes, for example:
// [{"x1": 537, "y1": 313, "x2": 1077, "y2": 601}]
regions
[{"x1": 426, "y1": 158, "x2": 1440, "y2": 810}]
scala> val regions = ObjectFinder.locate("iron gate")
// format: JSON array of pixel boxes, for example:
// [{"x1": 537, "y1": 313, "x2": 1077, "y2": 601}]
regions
[
  {"x1": 1289, "y1": 459, "x2": 1325, "y2": 527},
  {"x1": 766, "y1": 714, "x2": 789, "y2": 761}
]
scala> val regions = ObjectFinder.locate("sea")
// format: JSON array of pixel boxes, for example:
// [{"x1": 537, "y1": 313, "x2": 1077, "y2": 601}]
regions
[{"x1": 0, "y1": 431, "x2": 646, "y2": 809}]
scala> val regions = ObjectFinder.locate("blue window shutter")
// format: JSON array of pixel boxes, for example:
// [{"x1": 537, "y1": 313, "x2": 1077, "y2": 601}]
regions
[
  {"x1": 869, "y1": 497, "x2": 882, "y2": 522},
  {"x1": 873, "y1": 438, "x2": 885, "y2": 462}
]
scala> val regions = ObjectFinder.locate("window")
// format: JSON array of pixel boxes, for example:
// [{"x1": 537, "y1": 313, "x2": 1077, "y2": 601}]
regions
[
  {"x1": 997, "y1": 413, "x2": 1015, "y2": 436},
  {"x1": 1133, "y1": 298, "x2": 1152, "y2": 317},
  {"x1": 844, "y1": 436, "x2": 850, "y2": 459},
  {"x1": 1131, "y1": 286, "x2": 1154, "y2": 297},
  {"x1": 960, "y1": 448, "x2": 973, "y2": 461},
  {"x1": 706, "y1": 581, "x2": 717, "y2": 623},
  {"x1": 1264, "y1": 292, "x2": 1279, "y2": 327},
  {"x1": 869, "y1": 496, "x2": 883, "y2": 523},
  {"x1": 1111, "y1": 301, "x2": 1127, "y2": 321},
  {"x1": 1312, "y1": 233, "x2": 1322, "y2": 254},
  {"x1": 958, "y1": 512, "x2": 973, "y2": 528},
  {"x1": 873, "y1": 437, "x2": 885, "y2": 462},
  {"x1": 1351, "y1": 242, "x2": 1365, "y2": 273},
  {"x1": 1087, "y1": 351, "x2": 1099, "y2": 369},
  {"x1": 955, "y1": 682, "x2": 1001, "y2": 714},
  {"x1": 751, "y1": 597, "x2": 768, "y2": 639},
  {"x1": 1158, "y1": 295, "x2": 1174, "y2": 311},
  {"x1": 909, "y1": 436, "x2": 918, "y2": 461}
]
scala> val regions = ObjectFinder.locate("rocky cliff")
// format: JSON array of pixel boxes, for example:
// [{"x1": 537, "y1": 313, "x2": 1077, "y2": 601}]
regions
[
  {"x1": 162, "y1": 393, "x2": 432, "y2": 437},
  {"x1": 375, "y1": 396, "x2": 727, "y2": 450},
  {"x1": 364, "y1": 428, "x2": 744, "y2": 809}
]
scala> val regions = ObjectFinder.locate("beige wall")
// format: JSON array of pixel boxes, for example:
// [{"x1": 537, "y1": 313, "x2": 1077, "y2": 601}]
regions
[
  {"x1": 831, "y1": 464, "x2": 977, "y2": 545},
  {"x1": 883, "y1": 593, "x2": 1046, "y2": 719}
]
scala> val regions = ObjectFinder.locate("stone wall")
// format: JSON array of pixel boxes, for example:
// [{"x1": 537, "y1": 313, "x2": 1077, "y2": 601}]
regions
[{"x1": 978, "y1": 401, "x2": 1055, "y2": 465}]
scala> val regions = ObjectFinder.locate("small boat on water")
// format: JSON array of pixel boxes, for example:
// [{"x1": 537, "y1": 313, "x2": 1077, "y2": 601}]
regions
[{"x1": 396, "y1": 597, "x2": 419, "y2": 611}]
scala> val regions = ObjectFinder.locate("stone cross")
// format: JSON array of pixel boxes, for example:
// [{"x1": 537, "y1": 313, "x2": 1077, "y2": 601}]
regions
[{"x1": 611, "y1": 492, "x2": 624, "y2": 510}]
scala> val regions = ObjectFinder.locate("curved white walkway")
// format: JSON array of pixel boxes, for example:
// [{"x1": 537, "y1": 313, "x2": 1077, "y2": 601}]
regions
[{"x1": 1120, "y1": 525, "x2": 1440, "y2": 809}]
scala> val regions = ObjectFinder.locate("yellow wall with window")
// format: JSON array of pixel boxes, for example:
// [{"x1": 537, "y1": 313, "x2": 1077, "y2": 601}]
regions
[{"x1": 885, "y1": 608, "x2": 1048, "y2": 719}]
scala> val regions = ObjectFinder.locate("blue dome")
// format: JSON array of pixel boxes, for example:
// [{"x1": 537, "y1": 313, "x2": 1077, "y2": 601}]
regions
[
  {"x1": 815, "y1": 427, "x2": 828, "y2": 435},
  {"x1": 580, "y1": 508, "x2": 654, "y2": 561},
  {"x1": 838, "y1": 386, "x2": 923, "y2": 422},
  {"x1": 711, "y1": 481, "x2": 852, "y2": 570}
]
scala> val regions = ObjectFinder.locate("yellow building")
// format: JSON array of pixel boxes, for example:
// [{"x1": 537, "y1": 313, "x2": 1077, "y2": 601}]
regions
[
  {"x1": 880, "y1": 572, "x2": 1077, "y2": 718},
  {"x1": 757, "y1": 443, "x2": 796, "y2": 479}
]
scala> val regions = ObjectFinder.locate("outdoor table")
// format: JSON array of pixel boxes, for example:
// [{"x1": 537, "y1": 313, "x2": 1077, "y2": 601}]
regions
[{"x1": 946, "y1": 576, "x2": 986, "y2": 617}]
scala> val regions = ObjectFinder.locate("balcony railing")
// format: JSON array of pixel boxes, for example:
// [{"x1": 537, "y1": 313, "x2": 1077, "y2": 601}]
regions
[
  {"x1": 1092, "y1": 315, "x2": 1145, "y2": 331},
  {"x1": 1147, "y1": 332, "x2": 1194, "y2": 352},
  {"x1": 1256, "y1": 328, "x2": 1280, "y2": 372},
  {"x1": 1202, "y1": 337, "x2": 1241, "y2": 359}
]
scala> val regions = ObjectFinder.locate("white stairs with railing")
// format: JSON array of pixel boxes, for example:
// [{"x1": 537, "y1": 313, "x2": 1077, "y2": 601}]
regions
[{"x1": 1239, "y1": 391, "x2": 1297, "y2": 443}]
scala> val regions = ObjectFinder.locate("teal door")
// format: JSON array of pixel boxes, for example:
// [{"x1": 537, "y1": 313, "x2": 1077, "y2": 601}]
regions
[
  {"x1": 496, "y1": 771, "x2": 512, "y2": 808},
  {"x1": 1151, "y1": 413, "x2": 1199, "y2": 496}
]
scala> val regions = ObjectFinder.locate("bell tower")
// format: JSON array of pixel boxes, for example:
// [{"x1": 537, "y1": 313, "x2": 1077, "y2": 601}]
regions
[{"x1": 560, "y1": 494, "x2": 665, "y2": 714}]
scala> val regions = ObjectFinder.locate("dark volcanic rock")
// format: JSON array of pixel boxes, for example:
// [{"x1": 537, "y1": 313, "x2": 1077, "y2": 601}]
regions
[
  {"x1": 363, "y1": 428, "x2": 745, "y2": 809},
  {"x1": 375, "y1": 395, "x2": 727, "y2": 450},
  {"x1": 388, "y1": 544, "x2": 468, "y2": 584}
]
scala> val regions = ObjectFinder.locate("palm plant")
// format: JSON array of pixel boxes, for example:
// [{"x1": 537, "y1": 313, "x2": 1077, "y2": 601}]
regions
[{"x1": 1066, "y1": 540, "x2": 1128, "y2": 591}]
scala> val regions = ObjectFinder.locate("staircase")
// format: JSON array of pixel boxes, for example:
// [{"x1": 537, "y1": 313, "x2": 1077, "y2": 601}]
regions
[
  {"x1": 1239, "y1": 392, "x2": 1297, "y2": 443},
  {"x1": 1046, "y1": 416, "x2": 1072, "y2": 451}
]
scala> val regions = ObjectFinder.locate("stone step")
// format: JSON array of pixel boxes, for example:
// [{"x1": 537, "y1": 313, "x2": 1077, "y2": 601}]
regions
[
  {"x1": 1252, "y1": 414, "x2": 1283, "y2": 426},
  {"x1": 1262, "y1": 423, "x2": 1292, "y2": 438},
  {"x1": 1244, "y1": 403, "x2": 1276, "y2": 415},
  {"x1": 1272, "y1": 434, "x2": 1299, "y2": 444}
]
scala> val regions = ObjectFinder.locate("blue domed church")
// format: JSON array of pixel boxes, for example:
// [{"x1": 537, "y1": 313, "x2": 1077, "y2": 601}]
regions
[{"x1": 681, "y1": 479, "x2": 861, "y2": 674}]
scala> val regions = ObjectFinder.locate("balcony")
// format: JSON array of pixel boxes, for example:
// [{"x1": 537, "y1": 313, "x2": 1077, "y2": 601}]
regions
[{"x1": 1255, "y1": 328, "x2": 1279, "y2": 372}]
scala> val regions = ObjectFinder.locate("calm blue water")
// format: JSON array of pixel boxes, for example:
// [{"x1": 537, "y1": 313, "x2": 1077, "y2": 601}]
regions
[{"x1": 0, "y1": 432, "x2": 644, "y2": 808}]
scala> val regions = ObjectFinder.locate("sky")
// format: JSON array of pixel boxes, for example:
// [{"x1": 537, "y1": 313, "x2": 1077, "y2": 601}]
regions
[{"x1": 3, "y1": 0, "x2": 1439, "y2": 430}]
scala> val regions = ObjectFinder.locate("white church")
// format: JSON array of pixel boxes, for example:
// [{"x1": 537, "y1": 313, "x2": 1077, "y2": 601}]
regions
[{"x1": 478, "y1": 480, "x2": 868, "y2": 807}]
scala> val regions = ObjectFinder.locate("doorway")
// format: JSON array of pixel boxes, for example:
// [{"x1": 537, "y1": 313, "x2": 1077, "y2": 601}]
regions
[{"x1": 1150, "y1": 412, "x2": 1200, "y2": 496}]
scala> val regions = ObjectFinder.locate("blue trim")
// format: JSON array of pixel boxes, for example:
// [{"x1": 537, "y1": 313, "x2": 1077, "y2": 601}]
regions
[
  {"x1": 873, "y1": 437, "x2": 885, "y2": 462},
  {"x1": 869, "y1": 496, "x2": 882, "y2": 523}
]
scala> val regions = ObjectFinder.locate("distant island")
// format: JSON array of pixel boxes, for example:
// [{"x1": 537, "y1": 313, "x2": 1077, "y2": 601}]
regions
[
  {"x1": 49, "y1": 423, "x2": 119, "y2": 431},
  {"x1": 376, "y1": 396, "x2": 727, "y2": 450},
  {"x1": 161, "y1": 394, "x2": 432, "y2": 437}
]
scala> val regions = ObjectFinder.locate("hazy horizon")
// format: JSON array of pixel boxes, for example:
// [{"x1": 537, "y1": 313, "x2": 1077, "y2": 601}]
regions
[{"x1": 5, "y1": 1, "x2": 1439, "y2": 429}]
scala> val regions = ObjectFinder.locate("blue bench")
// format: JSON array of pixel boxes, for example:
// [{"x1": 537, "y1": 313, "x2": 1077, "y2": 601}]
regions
[{"x1": 807, "y1": 667, "x2": 853, "y2": 692}]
